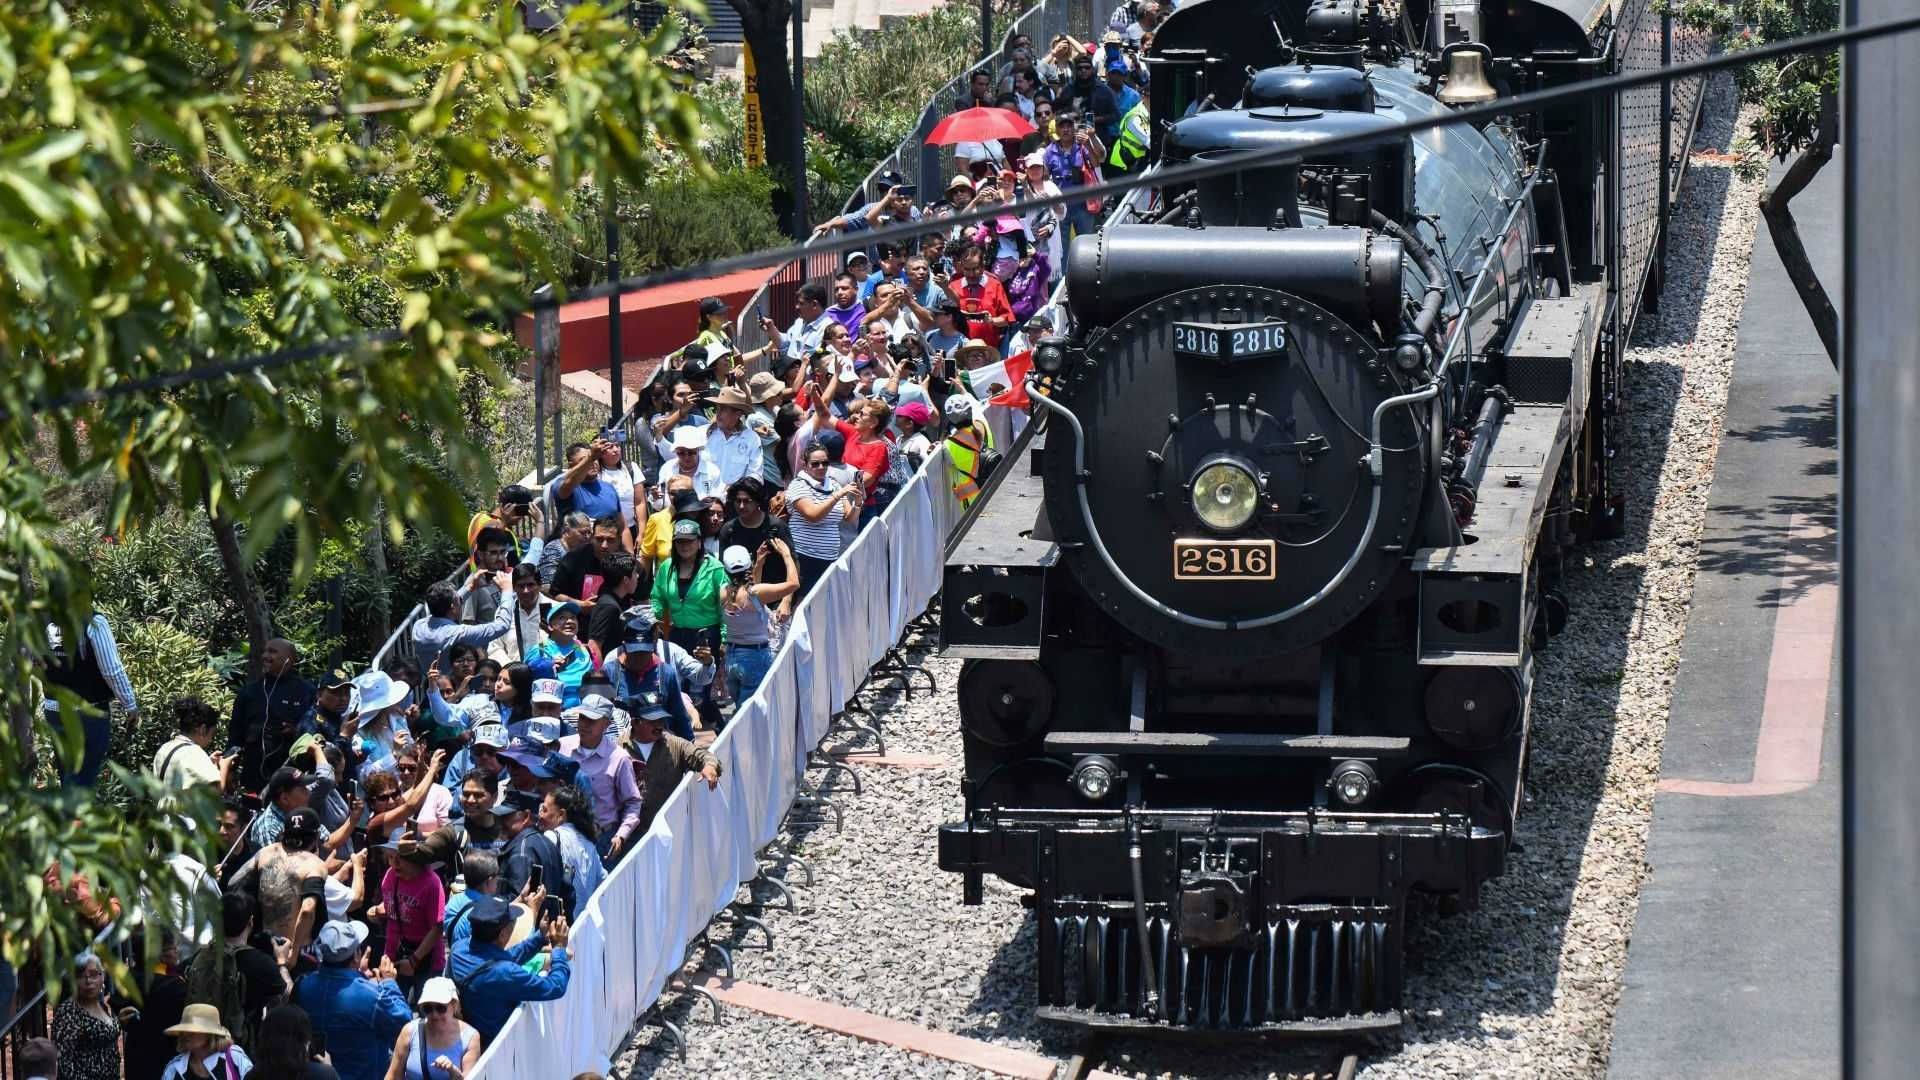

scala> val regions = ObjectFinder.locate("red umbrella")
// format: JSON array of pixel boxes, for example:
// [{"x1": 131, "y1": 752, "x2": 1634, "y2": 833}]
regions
[{"x1": 925, "y1": 106, "x2": 1037, "y2": 146}]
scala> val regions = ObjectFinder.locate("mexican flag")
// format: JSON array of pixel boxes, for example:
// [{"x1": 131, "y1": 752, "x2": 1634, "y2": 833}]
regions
[{"x1": 959, "y1": 350, "x2": 1034, "y2": 410}]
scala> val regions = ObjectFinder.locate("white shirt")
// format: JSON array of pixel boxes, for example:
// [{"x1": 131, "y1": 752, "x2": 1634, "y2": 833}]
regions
[
  {"x1": 161, "y1": 1048, "x2": 252, "y2": 1080},
  {"x1": 705, "y1": 421, "x2": 766, "y2": 487},
  {"x1": 657, "y1": 453, "x2": 726, "y2": 500},
  {"x1": 601, "y1": 458, "x2": 643, "y2": 528},
  {"x1": 784, "y1": 312, "x2": 831, "y2": 359}
]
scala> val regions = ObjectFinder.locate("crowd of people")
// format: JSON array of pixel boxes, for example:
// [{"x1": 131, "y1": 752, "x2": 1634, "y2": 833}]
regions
[
  {"x1": 23, "y1": 283, "x2": 1004, "y2": 1080},
  {"x1": 5, "y1": 6, "x2": 1175, "y2": 1074},
  {"x1": 804, "y1": 16, "x2": 1155, "y2": 369}
]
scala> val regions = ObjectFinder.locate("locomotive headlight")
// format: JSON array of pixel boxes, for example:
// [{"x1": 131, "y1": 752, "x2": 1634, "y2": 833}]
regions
[
  {"x1": 1033, "y1": 335, "x2": 1071, "y2": 375},
  {"x1": 1329, "y1": 759, "x2": 1378, "y2": 806},
  {"x1": 1070, "y1": 755, "x2": 1118, "y2": 801},
  {"x1": 1190, "y1": 459, "x2": 1261, "y2": 532}
]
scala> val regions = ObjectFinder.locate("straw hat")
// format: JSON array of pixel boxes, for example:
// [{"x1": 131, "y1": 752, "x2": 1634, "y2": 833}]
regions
[
  {"x1": 955, "y1": 338, "x2": 998, "y2": 367},
  {"x1": 165, "y1": 1003, "x2": 232, "y2": 1042},
  {"x1": 706, "y1": 386, "x2": 755, "y2": 411},
  {"x1": 745, "y1": 371, "x2": 787, "y2": 404}
]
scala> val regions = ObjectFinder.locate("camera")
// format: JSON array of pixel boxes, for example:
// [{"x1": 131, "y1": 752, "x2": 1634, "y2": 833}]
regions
[{"x1": 886, "y1": 340, "x2": 915, "y2": 362}]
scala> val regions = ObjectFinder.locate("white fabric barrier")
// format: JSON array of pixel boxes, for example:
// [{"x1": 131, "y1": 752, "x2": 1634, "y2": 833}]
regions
[{"x1": 472, "y1": 444, "x2": 974, "y2": 1077}]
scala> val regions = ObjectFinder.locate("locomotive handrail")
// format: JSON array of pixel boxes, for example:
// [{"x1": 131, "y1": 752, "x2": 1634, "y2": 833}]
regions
[{"x1": 1027, "y1": 375, "x2": 1440, "y2": 632}]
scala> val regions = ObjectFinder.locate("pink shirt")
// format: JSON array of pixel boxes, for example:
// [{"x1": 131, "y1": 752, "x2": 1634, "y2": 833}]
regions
[
  {"x1": 382, "y1": 867, "x2": 447, "y2": 971},
  {"x1": 558, "y1": 734, "x2": 645, "y2": 844}
]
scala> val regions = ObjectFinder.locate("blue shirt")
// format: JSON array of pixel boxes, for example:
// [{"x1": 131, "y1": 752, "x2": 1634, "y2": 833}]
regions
[
  {"x1": 447, "y1": 937, "x2": 571, "y2": 1045},
  {"x1": 547, "y1": 474, "x2": 621, "y2": 522},
  {"x1": 858, "y1": 269, "x2": 908, "y2": 304},
  {"x1": 293, "y1": 967, "x2": 413, "y2": 1080}
]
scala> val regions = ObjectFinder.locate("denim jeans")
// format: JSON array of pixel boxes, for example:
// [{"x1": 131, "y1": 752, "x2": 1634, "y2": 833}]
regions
[
  {"x1": 51, "y1": 709, "x2": 114, "y2": 789},
  {"x1": 726, "y1": 644, "x2": 775, "y2": 704}
]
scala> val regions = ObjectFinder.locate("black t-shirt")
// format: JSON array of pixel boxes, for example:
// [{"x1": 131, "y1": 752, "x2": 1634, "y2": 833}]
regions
[
  {"x1": 123, "y1": 973, "x2": 187, "y2": 1080},
  {"x1": 550, "y1": 543, "x2": 607, "y2": 602},
  {"x1": 242, "y1": 1064, "x2": 339, "y2": 1080},
  {"x1": 717, "y1": 516, "x2": 793, "y2": 585},
  {"x1": 586, "y1": 590, "x2": 630, "y2": 657},
  {"x1": 234, "y1": 943, "x2": 285, "y2": 1020}
]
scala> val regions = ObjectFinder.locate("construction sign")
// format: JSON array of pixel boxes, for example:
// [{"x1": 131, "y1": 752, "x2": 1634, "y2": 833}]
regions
[{"x1": 743, "y1": 44, "x2": 766, "y2": 168}]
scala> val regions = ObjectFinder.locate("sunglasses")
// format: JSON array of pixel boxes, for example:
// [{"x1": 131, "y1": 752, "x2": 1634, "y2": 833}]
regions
[
  {"x1": 423, "y1": 1003, "x2": 450, "y2": 1015},
  {"x1": 675, "y1": 448, "x2": 699, "y2": 455},
  {"x1": 806, "y1": 459, "x2": 829, "y2": 468}
]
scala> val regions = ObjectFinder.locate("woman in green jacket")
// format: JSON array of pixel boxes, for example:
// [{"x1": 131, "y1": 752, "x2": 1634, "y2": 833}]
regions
[{"x1": 652, "y1": 517, "x2": 731, "y2": 730}]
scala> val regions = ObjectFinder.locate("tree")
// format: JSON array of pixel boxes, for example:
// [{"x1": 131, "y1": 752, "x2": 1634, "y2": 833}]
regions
[
  {"x1": 725, "y1": 0, "x2": 808, "y2": 236},
  {"x1": 0, "y1": 0, "x2": 709, "y2": 995},
  {"x1": 1673, "y1": 0, "x2": 1839, "y2": 366}
]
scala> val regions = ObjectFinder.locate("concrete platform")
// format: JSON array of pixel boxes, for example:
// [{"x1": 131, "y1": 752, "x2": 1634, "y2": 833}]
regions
[{"x1": 1608, "y1": 160, "x2": 1840, "y2": 1076}]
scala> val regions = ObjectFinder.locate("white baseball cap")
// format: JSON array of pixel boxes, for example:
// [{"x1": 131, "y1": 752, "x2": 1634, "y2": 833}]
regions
[
  {"x1": 531, "y1": 679, "x2": 564, "y2": 706},
  {"x1": 722, "y1": 545, "x2": 754, "y2": 575}
]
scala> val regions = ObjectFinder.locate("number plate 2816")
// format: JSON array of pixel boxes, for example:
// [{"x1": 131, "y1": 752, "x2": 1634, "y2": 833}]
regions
[{"x1": 1173, "y1": 538, "x2": 1277, "y2": 580}]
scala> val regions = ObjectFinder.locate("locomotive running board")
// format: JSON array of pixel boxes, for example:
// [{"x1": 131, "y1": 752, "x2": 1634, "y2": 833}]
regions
[
  {"x1": 1043, "y1": 732, "x2": 1411, "y2": 757},
  {"x1": 1034, "y1": 1005, "x2": 1403, "y2": 1039}
]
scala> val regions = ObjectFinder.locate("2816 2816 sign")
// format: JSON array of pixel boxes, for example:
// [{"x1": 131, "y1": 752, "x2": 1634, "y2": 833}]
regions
[{"x1": 1171, "y1": 321, "x2": 1288, "y2": 364}]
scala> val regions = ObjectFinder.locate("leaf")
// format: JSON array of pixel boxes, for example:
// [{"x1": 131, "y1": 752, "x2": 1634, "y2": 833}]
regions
[
  {"x1": 45, "y1": 58, "x2": 75, "y2": 126},
  {"x1": 400, "y1": 291, "x2": 431, "y2": 332}
]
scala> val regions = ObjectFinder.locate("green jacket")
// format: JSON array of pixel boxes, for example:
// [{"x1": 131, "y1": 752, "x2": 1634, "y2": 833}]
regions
[{"x1": 651, "y1": 555, "x2": 731, "y2": 640}]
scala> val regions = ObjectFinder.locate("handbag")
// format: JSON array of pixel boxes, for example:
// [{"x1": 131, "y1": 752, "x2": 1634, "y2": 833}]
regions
[{"x1": 1079, "y1": 154, "x2": 1104, "y2": 214}]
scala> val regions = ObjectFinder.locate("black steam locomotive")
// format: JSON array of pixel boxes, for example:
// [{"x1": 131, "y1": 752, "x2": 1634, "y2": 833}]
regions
[{"x1": 936, "y1": 0, "x2": 1704, "y2": 1034}]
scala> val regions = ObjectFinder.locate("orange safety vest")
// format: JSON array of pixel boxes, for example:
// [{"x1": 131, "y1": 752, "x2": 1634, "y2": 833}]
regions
[{"x1": 948, "y1": 424, "x2": 992, "y2": 505}]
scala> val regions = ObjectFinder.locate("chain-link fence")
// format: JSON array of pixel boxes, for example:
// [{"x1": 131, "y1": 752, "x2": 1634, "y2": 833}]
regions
[{"x1": 731, "y1": 0, "x2": 1104, "y2": 358}]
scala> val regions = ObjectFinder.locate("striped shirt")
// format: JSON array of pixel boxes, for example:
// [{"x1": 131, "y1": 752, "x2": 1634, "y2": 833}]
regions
[
  {"x1": 41, "y1": 614, "x2": 138, "y2": 716},
  {"x1": 784, "y1": 475, "x2": 850, "y2": 560}
]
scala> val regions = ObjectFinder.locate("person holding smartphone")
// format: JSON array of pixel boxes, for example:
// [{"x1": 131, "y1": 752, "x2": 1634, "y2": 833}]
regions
[{"x1": 649, "y1": 520, "x2": 729, "y2": 730}]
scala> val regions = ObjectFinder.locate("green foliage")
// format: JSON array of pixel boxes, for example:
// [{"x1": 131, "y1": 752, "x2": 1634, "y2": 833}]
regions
[
  {"x1": 0, "y1": 0, "x2": 715, "y2": 997},
  {"x1": 88, "y1": 617, "x2": 236, "y2": 809},
  {"x1": 1669, "y1": 0, "x2": 1838, "y2": 178},
  {"x1": 803, "y1": 2, "x2": 987, "y2": 208}
]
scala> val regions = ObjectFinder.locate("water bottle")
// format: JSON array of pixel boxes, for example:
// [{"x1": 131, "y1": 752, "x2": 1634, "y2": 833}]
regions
[{"x1": 450, "y1": 873, "x2": 466, "y2": 896}]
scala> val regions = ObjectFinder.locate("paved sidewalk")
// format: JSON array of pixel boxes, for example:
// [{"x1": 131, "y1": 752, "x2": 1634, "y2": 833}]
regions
[{"x1": 1607, "y1": 160, "x2": 1839, "y2": 1077}]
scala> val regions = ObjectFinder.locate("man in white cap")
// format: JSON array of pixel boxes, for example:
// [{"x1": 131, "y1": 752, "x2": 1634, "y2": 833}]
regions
[
  {"x1": 293, "y1": 918, "x2": 412, "y2": 1080},
  {"x1": 656, "y1": 424, "x2": 725, "y2": 500},
  {"x1": 558, "y1": 693, "x2": 644, "y2": 859},
  {"x1": 441, "y1": 718, "x2": 508, "y2": 813}
]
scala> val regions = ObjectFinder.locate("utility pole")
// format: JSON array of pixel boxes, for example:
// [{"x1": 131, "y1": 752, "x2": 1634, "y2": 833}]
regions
[
  {"x1": 792, "y1": 0, "x2": 810, "y2": 238},
  {"x1": 604, "y1": 201, "x2": 624, "y2": 429},
  {"x1": 979, "y1": 0, "x2": 993, "y2": 62},
  {"x1": 1842, "y1": 2, "x2": 1920, "y2": 1077}
]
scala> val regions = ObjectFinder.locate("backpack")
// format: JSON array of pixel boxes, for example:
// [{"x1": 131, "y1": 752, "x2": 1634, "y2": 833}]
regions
[{"x1": 185, "y1": 940, "x2": 257, "y2": 1050}]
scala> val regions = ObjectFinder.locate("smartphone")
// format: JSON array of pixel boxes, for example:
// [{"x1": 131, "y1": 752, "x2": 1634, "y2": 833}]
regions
[
  {"x1": 528, "y1": 863, "x2": 545, "y2": 892},
  {"x1": 944, "y1": 354, "x2": 958, "y2": 380},
  {"x1": 310, "y1": 1032, "x2": 328, "y2": 1057},
  {"x1": 406, "y1": 816, "x2": 420, "y2": 838},
  {"x1": 755, "y1": 304, "x2": 766, "y2": 323},
  {"x1": 541, "y1": 894, "x2": 565, "y2": 923},
  {"x1": 599, "y1": 426, "x2": 627, "y2": 444},
  {"x1": 225, "y1": 745, "x2": 243, "y2": 760}
]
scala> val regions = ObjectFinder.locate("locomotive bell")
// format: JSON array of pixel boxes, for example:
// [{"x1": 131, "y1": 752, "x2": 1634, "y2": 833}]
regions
[{"x1": 1436, "y1": 44, "x2": 1497, "y2": 106}]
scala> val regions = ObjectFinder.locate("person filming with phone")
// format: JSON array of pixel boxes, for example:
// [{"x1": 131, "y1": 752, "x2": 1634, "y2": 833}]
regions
[{"x1": 444, "y1": 895, "x2": 572, "y2": 1048}]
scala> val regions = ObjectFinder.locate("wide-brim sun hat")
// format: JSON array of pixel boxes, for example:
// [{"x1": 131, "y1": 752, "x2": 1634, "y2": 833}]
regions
[
  {"x1": 955, "y1": 338, "x2": 998, "y2": 367},
  {"x1": 352, "y1": 670, "x2": 411, "y2": 714},
  {"x1": 164, "y1": 1003, "x2": 232, "y2": 1041}
]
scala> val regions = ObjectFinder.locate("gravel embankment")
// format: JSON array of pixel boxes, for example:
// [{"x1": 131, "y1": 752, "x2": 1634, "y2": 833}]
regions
[{"x1": 615, "y1": 74, "x2": 1760, "y2": 1080}]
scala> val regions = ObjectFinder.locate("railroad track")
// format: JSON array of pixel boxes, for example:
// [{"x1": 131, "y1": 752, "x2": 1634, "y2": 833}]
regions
[{"x1": 1061, "y1": 1034, "x2": 1364, "y2": 1080}]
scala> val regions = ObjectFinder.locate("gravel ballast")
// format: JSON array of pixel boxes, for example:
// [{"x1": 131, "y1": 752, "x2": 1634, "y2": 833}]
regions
[{"x1": 616, "y1": 74, "x2": 1762, "y2": 1080}]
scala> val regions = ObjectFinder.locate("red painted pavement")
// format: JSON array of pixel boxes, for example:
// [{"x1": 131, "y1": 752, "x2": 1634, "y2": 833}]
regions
[
  {"x1": 1658, "y1": 512, "x2": 1837, "y2": 798},
  {"x1": 682, "y1": 974, "x2": 1068, "y2": 1079},
  {"x1": 511, "y1": 266, "x2": 771, "y2": 376}
]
